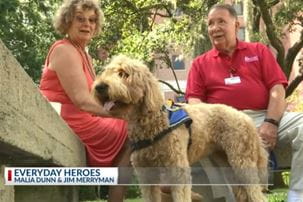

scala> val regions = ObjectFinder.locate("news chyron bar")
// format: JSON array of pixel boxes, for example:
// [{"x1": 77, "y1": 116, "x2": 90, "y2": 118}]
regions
[{"x1": 4, "y1": 167, "x2": 118, "y2": 185}]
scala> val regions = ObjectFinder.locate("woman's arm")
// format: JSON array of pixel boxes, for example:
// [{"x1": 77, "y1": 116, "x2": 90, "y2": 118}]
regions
[{"x1": 48, "y1": 44, "x2": 109, "y2": 117}]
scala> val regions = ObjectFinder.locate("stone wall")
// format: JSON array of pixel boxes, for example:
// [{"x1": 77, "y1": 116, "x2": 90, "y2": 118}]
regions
[{"x1": 0, "y1": 39, "x2": 86, "y2": 202}]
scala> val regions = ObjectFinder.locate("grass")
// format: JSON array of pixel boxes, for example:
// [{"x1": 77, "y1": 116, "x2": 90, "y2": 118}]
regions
[
  {"x1": 84, "y1": 199, "x2": 142, "y2": 202},
  {"x1": 268, "y1": 188, "x2": 288, "y2": 202}
]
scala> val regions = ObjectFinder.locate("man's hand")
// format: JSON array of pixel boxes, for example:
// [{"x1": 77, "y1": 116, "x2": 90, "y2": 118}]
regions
[{"x1": 258, "y1": 122, "x2": 278, "y2": 150}]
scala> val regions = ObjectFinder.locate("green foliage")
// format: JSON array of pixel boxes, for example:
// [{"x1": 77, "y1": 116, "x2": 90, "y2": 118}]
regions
[
  {"x1": 94, "y1": 0, "x2": 214, "y2": 70},
  {"x1": 80, "y1": 185, "x2": 141, "y2": 201},
  {"x1": 268, "y1": 190, "x2": 288, "y2": 202},
  {"x1": 287, "y1": 89, "x2": 303, "y2": 111},
  {"x1": 1, "y1": 0, "x2": 303, "y2": 91},
  {"x1": 79, "y1": 186, "x2": 99, "y2": 201},
  {"x1": 248, "y1": 0, "x2": 303, "y2": 82},
  {"x1": 84, "y1": 199, "x2": 141, "y2": 202},
  {"x1": 0, "y1": 0, "x2": 60, "y2": 83},
  {"x1": 126, "y1": 185, "x2": 141, "y2": 199},
  {"x1": 267, "y1": 171, "x2": 289, "y2": 202},
  {"x1": 281, "y1": 171, "x2": 290, "y2": 187},
  {"x1": 274, "y1": 0, "x2": 303, "y2": 31}
]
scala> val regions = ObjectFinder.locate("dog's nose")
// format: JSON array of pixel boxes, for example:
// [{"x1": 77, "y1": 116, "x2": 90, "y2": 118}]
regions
[{"x1": 95, "y1": 83, "x2": 108, "y2": 94}]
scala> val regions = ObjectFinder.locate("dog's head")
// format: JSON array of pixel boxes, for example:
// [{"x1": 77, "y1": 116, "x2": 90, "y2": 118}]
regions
[{"x1": 92, "y1": 55, "x2": 164, "y2": 117}]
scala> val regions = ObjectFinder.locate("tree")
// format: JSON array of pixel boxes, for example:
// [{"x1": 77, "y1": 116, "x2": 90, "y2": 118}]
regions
[
  {"x1": 248, "y1": 0, "x2": 303, "y2": 97},
  {"x1": 97, "y1": 0, "x2": 303, "y2": 95},
  {"x1": 91, "y1": 0, "x2": 217, "y2": 93},
  {"x1": 1, "y1": 0, "x2": 302, "y2": 95},
  {"x1": 0, "y1": 0, "x2": 59, "y2": 83}
]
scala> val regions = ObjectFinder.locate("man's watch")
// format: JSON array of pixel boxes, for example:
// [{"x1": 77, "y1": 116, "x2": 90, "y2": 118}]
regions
[{"x1": 264, "y1": 118, "x2": 280, "y2": 127}]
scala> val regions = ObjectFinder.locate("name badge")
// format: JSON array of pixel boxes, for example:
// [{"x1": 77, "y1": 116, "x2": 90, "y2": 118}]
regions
[{"x1": 224, "y1": 76, "x2": 241, "y2": 85}]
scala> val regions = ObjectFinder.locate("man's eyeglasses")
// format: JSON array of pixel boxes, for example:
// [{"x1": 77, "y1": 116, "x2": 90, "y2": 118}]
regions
[{"x1": 74, "y1": 16, "x2": 97, "y2": 24}]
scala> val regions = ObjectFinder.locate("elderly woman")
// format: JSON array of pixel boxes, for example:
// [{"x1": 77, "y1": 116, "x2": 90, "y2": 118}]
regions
[{"x1": 39, "y1": 0, "x2": 130, "y2": 201}]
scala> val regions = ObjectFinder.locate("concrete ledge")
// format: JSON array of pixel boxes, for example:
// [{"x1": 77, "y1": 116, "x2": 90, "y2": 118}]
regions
[
  {"x1": 0, "y1": 39, "x2": 86, "y2": 167},
  {"x1": 0, "y1": 39, "x2": 86, "y2": 202}
]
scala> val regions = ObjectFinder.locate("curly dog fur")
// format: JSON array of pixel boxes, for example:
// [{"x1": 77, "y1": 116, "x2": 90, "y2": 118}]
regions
[{"x1": 92, "y1": 55, "x2": 268, "y2": 202}]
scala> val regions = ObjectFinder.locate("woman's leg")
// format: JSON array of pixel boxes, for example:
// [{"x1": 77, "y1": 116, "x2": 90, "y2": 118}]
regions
[{"x1": 108, "y1": 139, "x2": 132, "y2": 202}]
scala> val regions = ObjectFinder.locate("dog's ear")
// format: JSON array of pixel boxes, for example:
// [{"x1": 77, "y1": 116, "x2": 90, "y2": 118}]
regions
[
  {"x1": 117, "y1": 55, "x2": 164, "y2": 112},
  {"x1": 142, "y1": 70, "x2": 164, "y2": 112}
]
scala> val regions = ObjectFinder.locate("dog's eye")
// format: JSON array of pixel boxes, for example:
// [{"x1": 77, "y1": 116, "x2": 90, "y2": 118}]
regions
[{"x1": 118, "y1": 71, "x2": 129, "y2": 78}]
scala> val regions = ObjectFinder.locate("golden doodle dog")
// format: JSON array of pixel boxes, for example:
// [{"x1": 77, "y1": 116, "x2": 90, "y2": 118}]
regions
[{"x1": 92, "y1": 55, "x2": 268, "y2": 202}]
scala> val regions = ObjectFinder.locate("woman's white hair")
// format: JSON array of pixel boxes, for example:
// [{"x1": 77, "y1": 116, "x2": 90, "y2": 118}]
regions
[{"x1": 53, "y1": 0, "x2": 104, "y2": 36}]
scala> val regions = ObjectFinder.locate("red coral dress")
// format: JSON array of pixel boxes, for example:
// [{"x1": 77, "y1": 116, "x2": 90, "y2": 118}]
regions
[{"x1": 40, "y1": 39, "x2": 128, "y2": 166}]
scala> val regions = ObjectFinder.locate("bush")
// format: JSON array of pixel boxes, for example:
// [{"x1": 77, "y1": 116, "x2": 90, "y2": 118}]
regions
[
  {"x1": 85, "y1": 185, "x2": 141, "y2": 200},
  {"x1": 79, "y1": 186, "x2": 99, "y2": 201},
  {"x1": 125, "y1": 185, "x2": 141, "y2": 199}
]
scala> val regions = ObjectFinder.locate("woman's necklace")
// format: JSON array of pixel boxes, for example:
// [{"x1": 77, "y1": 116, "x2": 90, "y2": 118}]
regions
[{"x1": 66, "y1": 38, "x2": 96, "y2": 80}]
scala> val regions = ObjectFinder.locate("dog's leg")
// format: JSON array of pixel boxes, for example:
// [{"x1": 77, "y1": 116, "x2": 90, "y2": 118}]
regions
[
  {"x1": 244, "y1": 185, "x2": 267, "y2": 202},
  {"x1": 166, "y1": 165, "x2": 192, "y2": 202},
  {"x1": 140, "y1": 185, "x2": 161, "y2": 202},
  {"x1": 135, "y1": 167, "x2": 161, "y2": 202},
  {"x1": 225, "y1": 152, "x2": 267, "y2": 202},
  {"x1": 233, "y1": 186, "x2": 249, "y2": 202},
  {"x1": 171, "y1": 185, "x2": 191, "y2": 202},
  {"x1": 231, "y1": 164, "x2": 267, "y2": 202}
]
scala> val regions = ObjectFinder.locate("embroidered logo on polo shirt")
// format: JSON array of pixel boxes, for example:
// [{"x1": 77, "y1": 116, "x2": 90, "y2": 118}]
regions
[{"x1": 244, "y1": 56, "x2": 259, "y2": 62}]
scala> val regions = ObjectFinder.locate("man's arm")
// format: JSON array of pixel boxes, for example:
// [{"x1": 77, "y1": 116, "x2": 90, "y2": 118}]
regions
[
  {"x1": 266, "y1": 84, "x2": 287, "y2": 120},
  {"x1": 258, "y1": 84, "x2": 286, "y2": 149}
]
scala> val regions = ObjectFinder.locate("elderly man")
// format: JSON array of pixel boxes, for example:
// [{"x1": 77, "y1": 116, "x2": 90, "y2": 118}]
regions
[{"x1": 186, "y1": 3, "x2": 303, "y2": 202}]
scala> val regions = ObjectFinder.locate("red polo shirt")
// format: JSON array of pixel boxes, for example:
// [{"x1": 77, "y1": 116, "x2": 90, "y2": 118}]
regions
[{"x1": 185, "y1": 41, "x2": 288, "y2": 110}]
